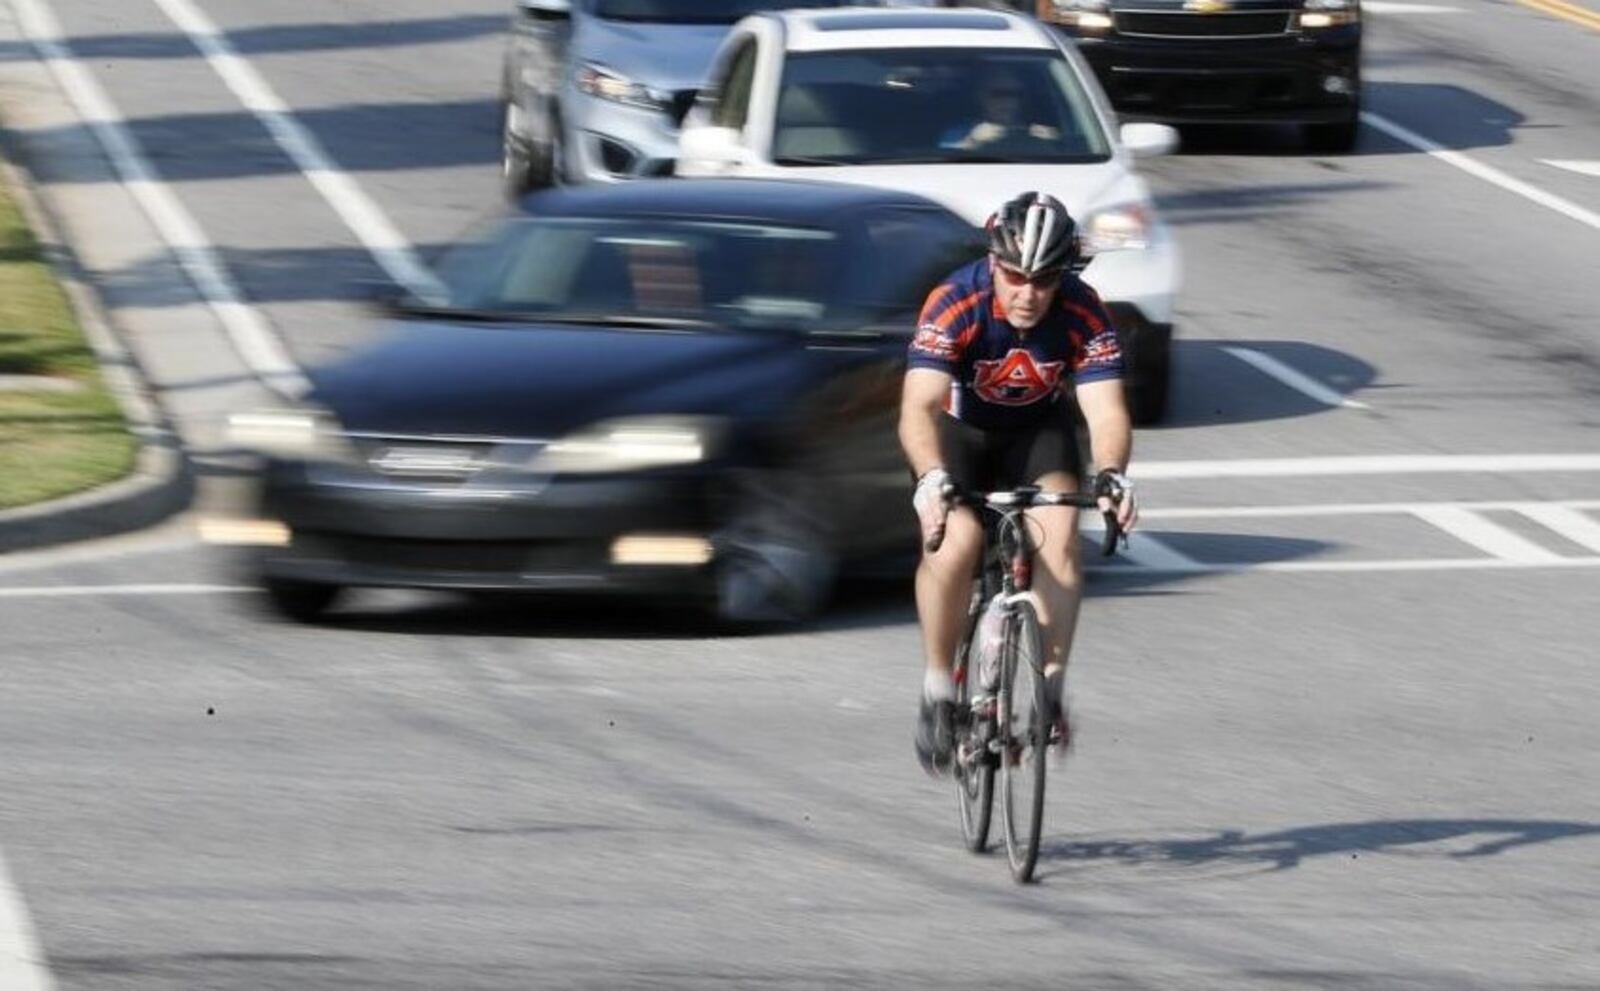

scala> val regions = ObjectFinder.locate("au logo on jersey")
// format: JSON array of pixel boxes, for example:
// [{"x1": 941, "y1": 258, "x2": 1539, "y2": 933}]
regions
[{"x1": 973, "y1": 349, "x2": 1065, "y2": 406}]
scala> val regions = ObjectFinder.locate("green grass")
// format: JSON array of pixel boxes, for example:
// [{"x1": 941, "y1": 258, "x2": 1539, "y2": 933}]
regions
[{"x1": 0, "y1": 157, "x2": 135, "y2": 510}]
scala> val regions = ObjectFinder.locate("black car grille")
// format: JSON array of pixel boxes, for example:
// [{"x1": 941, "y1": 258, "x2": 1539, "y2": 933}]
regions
[{"x1": 1114, "y1": 10, "x2": 1292, "y2": 36}]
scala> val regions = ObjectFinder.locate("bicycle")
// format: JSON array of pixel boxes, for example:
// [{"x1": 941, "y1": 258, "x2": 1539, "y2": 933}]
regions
[{"x1": 932, "y1": 482, "x2": 1122, "y2": 883}]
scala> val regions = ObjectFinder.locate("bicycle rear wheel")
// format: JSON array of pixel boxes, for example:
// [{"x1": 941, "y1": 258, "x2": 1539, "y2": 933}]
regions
[
  {"x1": 999, "y1": 599, "x2": 1049, "y2": 883},
  {"x1": 953, "y1": 633, "x2": 994, "y2": 853}
]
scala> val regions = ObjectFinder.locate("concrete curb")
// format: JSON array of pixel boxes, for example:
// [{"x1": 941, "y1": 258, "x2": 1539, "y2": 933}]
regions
[{"x1": 0, "y1": 139, "x2": 193, "y2": 554}]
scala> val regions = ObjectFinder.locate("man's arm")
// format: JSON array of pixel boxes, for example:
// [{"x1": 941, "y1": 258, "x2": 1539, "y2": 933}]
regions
[
  {"x1": 1076, "y1": 378, "x2": 1138, "y2": 531},
  {"x1": 899, "y1": 367, "x2": 954, "y2": 477}
]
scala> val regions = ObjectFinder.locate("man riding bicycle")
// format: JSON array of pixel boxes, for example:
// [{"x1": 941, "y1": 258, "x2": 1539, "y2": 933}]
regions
[{"x1": 899, "y1": 191, "x2": 1140, "y2": 774}]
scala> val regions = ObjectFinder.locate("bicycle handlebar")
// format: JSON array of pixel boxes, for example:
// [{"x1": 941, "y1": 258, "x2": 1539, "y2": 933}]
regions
[{"x1": 925, "y1": 482, "x2": 1124, "y2": 557}]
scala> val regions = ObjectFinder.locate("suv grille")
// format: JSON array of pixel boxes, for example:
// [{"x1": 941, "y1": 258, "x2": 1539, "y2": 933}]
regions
[{"x1": 1114, "y1": 10, "x2": 1292, "y2": 36}]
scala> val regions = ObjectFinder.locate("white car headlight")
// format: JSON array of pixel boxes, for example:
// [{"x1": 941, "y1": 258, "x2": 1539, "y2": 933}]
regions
[
  {"x1": 226, "y1": 405, "x2": 355, "y2": 463},
  {"x1": 1083, "y1": 203, "x2": 1154, "y2": 254},
  {"x1": 533, "y1": 416, "x2": 722, "y2": 475},
  {"x1": 574, "y1": 62, "x2": 664, "y2": 111}
]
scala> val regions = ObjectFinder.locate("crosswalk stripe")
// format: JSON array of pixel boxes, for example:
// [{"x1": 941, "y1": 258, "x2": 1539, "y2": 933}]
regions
[
  {"x1": 1516, "y1": 505, "x2": 1600, "y2": 554},
  {"x1": 1409, "y1": 506, "x2": 1564, "y2": 563}
]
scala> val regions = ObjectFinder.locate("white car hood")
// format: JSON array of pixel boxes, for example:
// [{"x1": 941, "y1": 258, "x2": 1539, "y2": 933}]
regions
[{"x1": 762, "y1": 161, "x2": 1145, "y2": 225}]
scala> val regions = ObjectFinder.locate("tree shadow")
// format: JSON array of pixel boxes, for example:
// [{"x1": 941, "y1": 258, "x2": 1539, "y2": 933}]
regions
[
  {"x1": 1038, "y1": 818, "x2": 1600, "y2": 881},
  {"x1": 1154, "y1": 178, "x2": 1392, "y2": 227},
  {"x1": 0, "y1": 13, "x2": 506, "y2": 62},
  {"x1": 21, "y1": 99, "x2": 500, "y2": 183}
]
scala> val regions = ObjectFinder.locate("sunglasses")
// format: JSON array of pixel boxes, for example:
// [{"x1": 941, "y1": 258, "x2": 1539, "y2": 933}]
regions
[{"x1": 994, "y1": 262, "x2": 1065, "y2": 289}]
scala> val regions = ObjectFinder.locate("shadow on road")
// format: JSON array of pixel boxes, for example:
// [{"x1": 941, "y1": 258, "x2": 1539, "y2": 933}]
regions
[
  {"x1": 1169, "y1": 82, "x2": 1525, "y2": 158},
  {"x1": 0, "y1": 13, "x2": 506, "y2": 62},
  {"x1": 1158, "y1": 338, "x2": 1379, "y2": 428},
  {"x1": 1037, "y1": 818, "x2": 1600, "y2": 880}
]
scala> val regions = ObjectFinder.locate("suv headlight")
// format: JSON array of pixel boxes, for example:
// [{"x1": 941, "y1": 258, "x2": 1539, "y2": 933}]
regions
[
  {"x1": 575, "y1": 62, "x2": 665, "y2": 111},
  {"x1": 1044, "y1": 0, "x2": 1113, "y2": 32},
  {"x1": 533, "y1": 416, "x2": 723, "y2": 475},
  {"x1": 1298, "y1": 0, "x2": 1360, "y2": 28},
  {"x1": 1083, "y1": 203, "x2": 1154, "y2": 254},
  {"x1": 227, "y1": 404, "x2": 355, "y2": 463}
]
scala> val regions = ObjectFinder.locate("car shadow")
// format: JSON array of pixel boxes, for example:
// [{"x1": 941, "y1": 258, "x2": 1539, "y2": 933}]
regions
[
  {"x1": 1152, "y1": 178, "x2": 1392, "y2": 227},
  {"x1": 1166, "y1": 82, "x2": 1525, "y2": 158},
  {"x1": 1154, "y1": 338, "x2": 1379, "y2": 428},
  {"x1": 0, "y1": 13, "x2": 507, "y2": 62},
  {"x1": 1035, "y1": 818, "x2": 1600, "y2": 882}
]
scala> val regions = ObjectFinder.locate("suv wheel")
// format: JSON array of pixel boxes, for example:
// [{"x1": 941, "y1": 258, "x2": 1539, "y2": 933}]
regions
[
  {"x1": 262, "y1": 577, "x2": 343, "y2": 624},
  {"x1": 1306, "y1": 115, "x2": 1360, "y2": 154},
  {"x1": 502, "y1": 102, "x2": 555, "y2": 199}
]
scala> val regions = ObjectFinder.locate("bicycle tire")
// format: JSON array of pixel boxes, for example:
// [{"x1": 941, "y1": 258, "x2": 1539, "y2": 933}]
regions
[
  {"x1": 999, "y1": 599, "x2": 1049, "y2": 883},
  {"x1": 953, "y1": 627, "x2": 994, "y2": 853}
]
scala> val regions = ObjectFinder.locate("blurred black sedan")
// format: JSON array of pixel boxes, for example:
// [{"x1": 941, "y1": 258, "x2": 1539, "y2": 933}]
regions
[{"x1": 227, "y1": 179, "x2": 981, "y2": 624}]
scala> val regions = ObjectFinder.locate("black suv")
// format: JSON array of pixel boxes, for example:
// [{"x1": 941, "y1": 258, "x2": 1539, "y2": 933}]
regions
[{"x1": 1032, "y1": 0, "x2": 1361, "y2": 151}]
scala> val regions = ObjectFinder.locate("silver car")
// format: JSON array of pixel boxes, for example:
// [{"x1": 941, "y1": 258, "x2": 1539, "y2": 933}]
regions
[{"x1": 499, "y1": 0, "x2": 872, "y2": 197}]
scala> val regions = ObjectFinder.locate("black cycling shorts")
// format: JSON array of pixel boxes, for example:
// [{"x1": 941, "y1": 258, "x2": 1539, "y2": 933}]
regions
[{"x1": 936, "y1": 412, "x2": 1083, "y2": 493}]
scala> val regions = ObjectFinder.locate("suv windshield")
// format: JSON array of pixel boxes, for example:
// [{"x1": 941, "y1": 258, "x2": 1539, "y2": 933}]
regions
[
  {"x1": 772, "y1": 48, "x2": 1111, "y2": 166},
  {"x1": 594, "y1": 0, "x2": 849, "y2": 24},
  {"x1": 427, "y1": 217, "x2": 840, "y2": 331}
]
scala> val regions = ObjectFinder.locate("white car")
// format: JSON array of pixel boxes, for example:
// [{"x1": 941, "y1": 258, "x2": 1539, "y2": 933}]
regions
[{"x1": 675, "y1": 6, "x2": 1181, "y2": 423}]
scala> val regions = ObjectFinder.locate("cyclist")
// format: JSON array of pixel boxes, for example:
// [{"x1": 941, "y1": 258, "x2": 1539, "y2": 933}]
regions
[{"x1": 899, "y1": 191, "x2": 1139, "y2": 774}]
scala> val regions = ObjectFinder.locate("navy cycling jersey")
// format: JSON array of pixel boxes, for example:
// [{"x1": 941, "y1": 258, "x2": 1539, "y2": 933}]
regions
[{"x1": 907, "y1": 258, "x2": 1123, "y2": 430}]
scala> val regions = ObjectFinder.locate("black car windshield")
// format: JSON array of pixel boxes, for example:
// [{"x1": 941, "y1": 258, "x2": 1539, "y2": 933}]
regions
[
  {"x1": 427, "y1": 217, "x2": 839, "y2": 331},
  {"x1": 594, "y1": 0, "x2": 848, "y2": 24},
  {"x1": 772, "y1": 48, "x2": 1111, "y2": 166}
]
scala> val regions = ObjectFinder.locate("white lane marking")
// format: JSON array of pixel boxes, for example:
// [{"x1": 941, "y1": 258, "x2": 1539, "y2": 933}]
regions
[
  {"x1": 1088, "y1": 556, "x2": 1600, "y2": 575},
  {"x1": 1362, "y1": 112, "x2": 1600, "y2": 234},
  {"x1": 1410, "y1": 506, "x2": 1563, "y2": 563},
  {"x1": 0, "y1": 848, "x2": 55, "y2": 991},
  {"x1": 1142, "y1": 498, "x2": 1600, "y2": 519},
  {"x1": 1134, "y1": 453, "x2": 1600, "y2": 481},
  {"x1": 1221, "y1": 346, "x2": 1370, "y2": 410},
  {"x1": 149, "y1": 0, "x2": 446, "y2": 302},
  {"x1": 0, "y1": 584, "x2": 250, "y2": 599},
  {"x1": 1516, "y1": 504, "x2": 1600, "y2": 553},
  {"x1": 10, "y1": 0, "x2": 307, "y2": 395},
  {"x1": 1362, "y1": 0, "x2": 1462, "y2": 10},
  {"x1": 1542, "y1": 159, "x2": 1600, "y2": 178}
]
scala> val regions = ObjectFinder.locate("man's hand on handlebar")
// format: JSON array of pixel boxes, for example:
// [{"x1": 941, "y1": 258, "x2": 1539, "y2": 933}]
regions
[{"x1": 1092, "y1": 469, "x2": 1139, "y2": 535}]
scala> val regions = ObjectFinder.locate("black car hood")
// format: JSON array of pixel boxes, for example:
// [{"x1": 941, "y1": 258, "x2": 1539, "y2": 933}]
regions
[{"x1": 309, "y1": 320, "x2": 855, "y2": 439}]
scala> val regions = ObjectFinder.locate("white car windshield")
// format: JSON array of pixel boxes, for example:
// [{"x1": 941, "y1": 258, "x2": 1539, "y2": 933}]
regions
[{"x1": 772, "y1": 48, "x2": 1111, "y2": 166}]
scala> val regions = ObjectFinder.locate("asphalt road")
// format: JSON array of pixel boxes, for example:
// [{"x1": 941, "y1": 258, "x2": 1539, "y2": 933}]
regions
[{"x1": 2, "y1": 1, "x2": 1599, "y2": 988}]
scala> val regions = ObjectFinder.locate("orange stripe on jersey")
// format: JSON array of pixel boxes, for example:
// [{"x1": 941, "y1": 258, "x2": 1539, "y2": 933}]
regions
[
  {"x1": 932, "y1": 291, "x2": 984, "y2": 332},
  {"x1": 1059, "y1": 299, "x2": 1108, "y2": 335},
  {"x1": 917, "y1": 283, "x2": 962, "y2": 324}
]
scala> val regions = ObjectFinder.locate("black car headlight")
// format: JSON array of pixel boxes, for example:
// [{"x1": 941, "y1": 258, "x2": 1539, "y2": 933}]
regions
[
  {"x1": 1045, "y1": 0, "x2": 1113, "y2": 33},
  {"x1": 227, "y1": 404, "x2": 357, "y2": 464},
  {"x1": 533, "y1": 416, "x2": 724, "y2": 475},
  {"x1": 1298, "y1": 0, "x2": 1360, "y2": 28}
]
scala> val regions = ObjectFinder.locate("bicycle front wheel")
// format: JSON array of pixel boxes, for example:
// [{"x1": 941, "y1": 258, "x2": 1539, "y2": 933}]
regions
[
  {"x1": 999, "y1": 599, "x2": 1049, "y2": 883},
  {"x1": 953, "y1": 634, "x2": 994, "y2": 854}
]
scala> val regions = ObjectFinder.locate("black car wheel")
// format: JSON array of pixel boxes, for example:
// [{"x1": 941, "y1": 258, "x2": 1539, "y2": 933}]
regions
[
  {"x1": 261, "y1": 577, "x2": 343, "y2": 624},
  {"x1": 708, "y1": 469, "x2": 837, "y2": 629},
  {"x1": 1107, "y1": 306, "x2": 1172, "y2": 426},
  {"x1": 1306, "y1": 115, "x2": 1361, "y2": 154}
]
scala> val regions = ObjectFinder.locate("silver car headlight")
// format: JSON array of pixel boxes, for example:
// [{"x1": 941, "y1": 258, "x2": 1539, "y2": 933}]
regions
[
  {"x1": 533, "y1": 416, "x2": 723, "y2": 475},
  {"x1": 226, "y1": 405, "x2": 356, "y2": 463},
  {"x1": 574, "y1": 62, "x2": 665, "y2": 112},
  {"x1": 1083, "y1": 203, "x2": 1154, "y2": 254}
]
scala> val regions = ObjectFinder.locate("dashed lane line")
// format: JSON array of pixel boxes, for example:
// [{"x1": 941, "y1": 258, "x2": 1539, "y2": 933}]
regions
[
  {"x1": 0, "y1": 584, "x2": 250, "y2": 599},
  {"x1": 0, "y1": 848, "x2": 54, "y2": 991},
  {"x1": 1133, "y1": 453, "x2": 1600, "y2": 481},
  {"x1": 1543, "y1": 160, "x2": 1600, "y2": 178},
  {"x1": 1221, "y1": 346, "x2": 1370, "y2": 410},
  {"x1": 1409, "y1": 505, "x2": 1564, "y2": 564},
  {"x1": 149, "y1": 0, "x2": 446, "y2": 302},
  {"x1": 9, "y1": 0, "x2": 307, "y2": 395}
]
